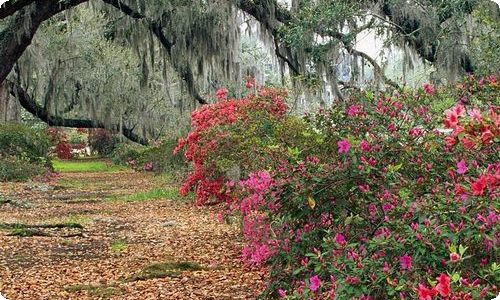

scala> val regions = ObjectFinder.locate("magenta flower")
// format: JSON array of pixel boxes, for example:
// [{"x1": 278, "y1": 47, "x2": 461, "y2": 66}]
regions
[
  {"x1": 400, "y1": 254, "x2": 412, "y2": 270},
  {"x1": 334, "y1": 233, "x2": 346, "y2": 246},
  {"x1": 309, "y1": 275, "x2": 321, "y2": 292},
  {"x1": 423, "y1": 83, "x2": 435, "y2": 95},
  {"x1": 337, "y1": 139, "x2": 350, "y2": 154},
  {"x1": 360, "y1": 140, "x2": 371, "y2": 152},
  {"x1": 456, "y1": 160, "x2": 468, "y2": 175},
  {"x1": 277, "y1": 289, "x2": 287, "y2": 298}
]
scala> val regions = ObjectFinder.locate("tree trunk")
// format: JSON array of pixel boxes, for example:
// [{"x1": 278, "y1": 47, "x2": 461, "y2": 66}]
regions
[{"x1": 0, "y1": 82, "x2": 21, "y2": 122}]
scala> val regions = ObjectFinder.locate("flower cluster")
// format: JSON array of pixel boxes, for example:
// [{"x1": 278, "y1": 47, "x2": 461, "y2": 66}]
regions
[
  {"x1": 175, "y1": 88, "x2": 288, "y2": 205},
  {"x1": 178, "y1": 76, "x2": 499, "y2": 299}
]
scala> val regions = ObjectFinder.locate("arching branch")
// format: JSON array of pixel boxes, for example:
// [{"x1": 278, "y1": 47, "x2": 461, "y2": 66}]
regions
[
  {"x1": 7, "y1": 80, "x2": 148, "y2": 145},
  {"x1": 0, "y1": 0, "x2": 36, "y2": 20}
]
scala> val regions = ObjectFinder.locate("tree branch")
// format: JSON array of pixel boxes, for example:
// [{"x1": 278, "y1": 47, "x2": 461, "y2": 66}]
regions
[
  {"x1": 7, "y1": 80, "x2": 148, "y2": 145},
  {"x1": 0, "y1": 0, "x2": 36, "y2": 20}
]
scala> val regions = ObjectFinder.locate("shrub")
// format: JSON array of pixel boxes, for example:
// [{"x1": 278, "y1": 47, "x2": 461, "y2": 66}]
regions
[
  {"x1": 0, "y1": 123, "x2": 51, "y2": 181},
  {"x1": 111, "y1": 139, "x2": 187, "y2": 175},
  {"x1": 55, "y1": 142, "x2": 73, "y2": 159},
  {"x1": 178, "y1": 76, "x2": 499, "y2": 299},
  {"x1": 88, "y1": 129, "x2": 117, "y2": 156},
  {"x1": 174, "y1": 87, "x2": 290, "y2": 205},
  {"x1": 0, "y1": 155, "x2": 47, "y2": 182},
  {"x1": 110, "y1": 143, "x2": 143, "y2": 165},
  {"x1": 0, "y1": 122, "x2": 51, "y2": 163}
]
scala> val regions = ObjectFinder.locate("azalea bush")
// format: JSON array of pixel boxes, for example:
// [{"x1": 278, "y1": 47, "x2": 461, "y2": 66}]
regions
[
  {"x1": 177, "y1": 76, "x2": 499, "y2": 299},
  {"x1": 174, "y1": 87, "x2": 294, "y2": 205}
]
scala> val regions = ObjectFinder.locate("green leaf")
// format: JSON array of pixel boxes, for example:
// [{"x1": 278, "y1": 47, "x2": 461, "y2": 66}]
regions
[
  {"x1": 458, "y1": 244, "x2": 467, "y2": 256},
  {"x1": 448, "y1": 244, "x2": 457, "y2": 253},
  {"x1": 451, "y1": 273, "x2": 460, "y2": 283}
]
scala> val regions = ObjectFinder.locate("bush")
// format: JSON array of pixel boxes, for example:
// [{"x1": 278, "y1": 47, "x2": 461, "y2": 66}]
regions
[
  {"x1": 0, "y1": 123, "x2": 51, "y2": 181},
  {"x1": 55, "y1": 142, "x2": 73, "y2": 159},
  {"x1": 110, "y1": 143, "x2": 143, "y2": 165},
  {"x1": 0, "y1": 155, "x2": 47, "y2": 181},
  {"x1": 112, "y1": 139, "x2": 187, "y2": 175},
  {"x1": 0, "y1": 122, "x2": 51, "y2": 163},
  {"x1": 177, "y1": 76, "x2": 499, "y2": 299},
  {"x1": 174, "y1": 87, "x2": 290, "y2": 205},
  {"x1": 140, "y1": 138, "x2": 188, "y2": 174},
  {"x1": 88, "y1": 129, "x2": 117, "y2": 156}
]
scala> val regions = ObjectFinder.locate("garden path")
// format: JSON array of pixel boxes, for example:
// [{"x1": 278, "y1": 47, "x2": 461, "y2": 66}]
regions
[{"x1": 0, "y1": 161, "x2": 263, "y2": 299}]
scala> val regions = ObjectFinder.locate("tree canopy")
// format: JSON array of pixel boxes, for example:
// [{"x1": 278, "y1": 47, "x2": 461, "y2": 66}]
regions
[{"x1": 0, "y1": 0, "x2": 498, "y2": 143}]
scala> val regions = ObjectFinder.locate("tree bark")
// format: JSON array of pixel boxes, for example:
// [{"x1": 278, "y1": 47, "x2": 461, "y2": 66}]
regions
[
  {"x1": 0, "y1": 82, "x2": 21, "y2": 122},
  {"x1": 7, "y1": 80, "x2": 148, "y2": 145}
]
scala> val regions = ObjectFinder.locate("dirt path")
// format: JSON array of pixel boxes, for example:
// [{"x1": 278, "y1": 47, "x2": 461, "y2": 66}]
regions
[{"x1": 0, "y1": 169, "x2": 264, "y2": 299}]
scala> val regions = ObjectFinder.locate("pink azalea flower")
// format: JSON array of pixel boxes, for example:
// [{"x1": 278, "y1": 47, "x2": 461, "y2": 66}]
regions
[
  {"x1": 309, "y1": 275, "x2": 321, "y2": 292},
  {"x1": 400, "y1": 254, "x2": 412, "y2": 270},
  {"x1": 456, "y1": 160, "x2": 468, "y2": 175},
  {"x1": 277, "y1": 289, "x2": 287, "y2": 298},
  {"x1": 334, "y1": 233, "x2": 346, "y2": 246},
  {"x1": 423, "y1": 83, "x2": 435, "y2": 95},
  {"x1": 337, "y1": 139, "x2": 350, "y2": 154},
  {"x1": 215, "y1": 88, "x2": 228, "y2": 100},
  {"x1": 449, "y1": 252, "x2": 460, "y2": 263},
  {"x1": 360, "y1": 140, "x2": 371, "y2": 152}
]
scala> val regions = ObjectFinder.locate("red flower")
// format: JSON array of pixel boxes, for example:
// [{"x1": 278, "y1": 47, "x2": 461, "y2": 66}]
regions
[
  {"x1": 461, "y1": 136, "x2": 475, "y2": 150},
  {"x1": 423, "y1": 83, "x2": 435, "y2": 95},
  {"x1": 435, "y1": 273, "x2": 451, "y2": 297},
  {"x1": 449, "y1": 252, "x2": 460, "y2": 263},
  {"x1": 417, "y1": 284, "x2": 437, "y2": 300},
  {"x1": 481, "y1": 129, "x2": 493, "y2": 144},
  {"x1": 444, "y1": 136, "x2": 456, "y2": 148},
  {"x1": 444, "y1": 111, "x2": 459, "y2": 129},
  {"x1": 471, "y1": 176, "x2": 488, "y2": 196},
  {"x1": 400, "y1": 254, "x2": 412, "y2": 270},
  {"x1": 246, "y1": 77, "x2": 255, "y2": 89},
  {"x1": 215, "y1": 88, "x2": 228, "y2": 100}
]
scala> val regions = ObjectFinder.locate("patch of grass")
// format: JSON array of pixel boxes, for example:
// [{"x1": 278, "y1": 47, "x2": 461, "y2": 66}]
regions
[
  {"x1": 63, "y1": 215, "x2": 91, "y2": 226},
  {"x1": 52, "y1": 159, "x2": 126, "y2": 173},
  {"x1": 110, "y1": 239, "x2": 128, "y2": 253},
  {"x1": 9, "y1": 226, "x2": 46, "y2": 237},
  {"x1": 1, "y1": 222, "x2": 84, "y2": 237},
  {"x1": 65, "y1": 284, "x2": 123, "y2": 298},
  {"x1": 126, "y1": 261, "x2": 203, "y2": 282},
  {"x1": 109, "y1": 187, "x2": 186, "y2": 202}
]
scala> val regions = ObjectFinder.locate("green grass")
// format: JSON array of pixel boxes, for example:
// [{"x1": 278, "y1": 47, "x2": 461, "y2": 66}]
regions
[
  {"x1": 108, "y1": 187, "x2": 188, "y2": 202},
  {"x1": 52, "y1": 159, "x2": 126, "y2": 173},
  {"x1": 110, "y1": 239, "x2": 128, "y2": 253}
]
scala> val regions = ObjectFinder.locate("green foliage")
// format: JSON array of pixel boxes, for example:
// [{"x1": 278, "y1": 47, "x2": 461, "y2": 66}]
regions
[
  {"x1": 52, "y1": 159, "x2": 125, "y2": 173},
  {"x1": 470, "y1": 4, "x2": 500, "y2": 76},
  {"x1": 110, "y1": 240, "x2": 128, "y2": 253},
  {"x1": 110, "y1": 143, "x2": 143, "y2": 165},
  {"x1": 0, "y1": 123, "x2": 51, "y2": 181},
  {"x1": 0, "y1": 156, "x2": 47, "y2": 182},
  {"x1": 0, "y1": 122, "x2": 51, "y2": 163},
  {"x1": 65, "y1": 284, "x2": 124, "y2": 299},
  {"x1": 111, "y1": 138, "x2": 187, "y2": 174},
  {"x1": 110, "y1": 187, "x2": 183, "y2": 202}
]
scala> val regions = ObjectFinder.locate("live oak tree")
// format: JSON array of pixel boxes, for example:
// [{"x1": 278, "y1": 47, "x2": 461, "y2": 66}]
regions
[{"x1": 0, "y1": 0, "x2": 497, "y2": 144}]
